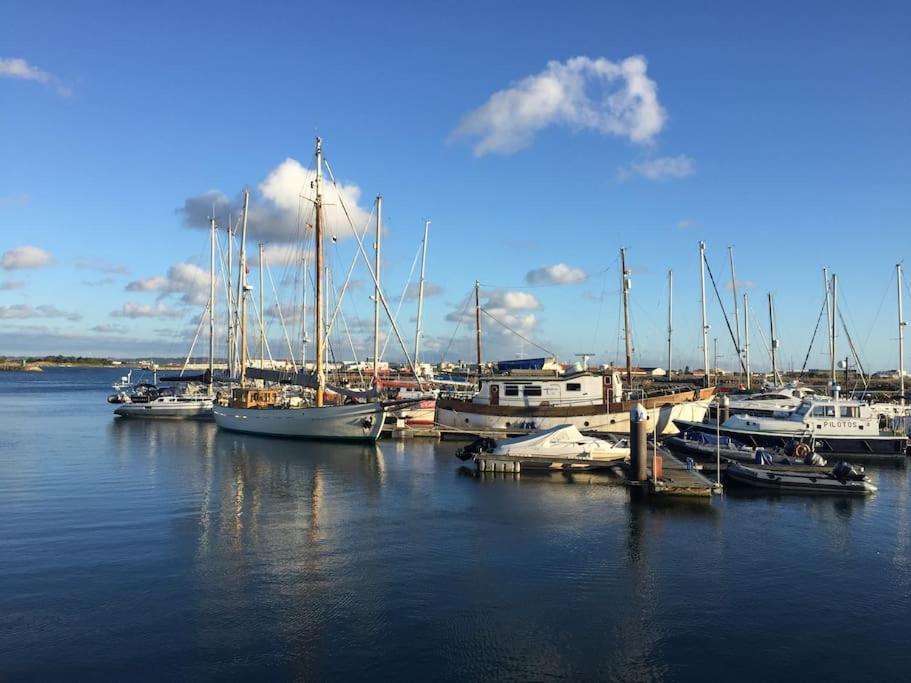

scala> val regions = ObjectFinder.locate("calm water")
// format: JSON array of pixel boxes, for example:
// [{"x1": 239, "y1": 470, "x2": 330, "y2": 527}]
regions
[{"x1": 1, "y1": 368, "x2": 910, "y2": 680}]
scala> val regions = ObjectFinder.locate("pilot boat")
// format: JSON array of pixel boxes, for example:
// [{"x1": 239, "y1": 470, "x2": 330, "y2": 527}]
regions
[{"x1": 675, "y1": 396, "x2": 908, "y2": 459}]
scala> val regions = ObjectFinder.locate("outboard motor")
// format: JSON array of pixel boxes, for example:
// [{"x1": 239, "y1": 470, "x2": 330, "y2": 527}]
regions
[
  {"x1": 455, "y1": 437, "x2": 497, "y2": 461},
  {"x1": 754, "y1": 450, "x2": 773, "y2": 465},
  {"x1": 833, "y1": 461, "x2": 866, "y2": 482}
]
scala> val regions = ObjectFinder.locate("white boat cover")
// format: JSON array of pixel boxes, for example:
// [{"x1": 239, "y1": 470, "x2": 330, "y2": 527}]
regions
[{"x1": 492, "y1": 424, "x2": 626, "y2": 460}]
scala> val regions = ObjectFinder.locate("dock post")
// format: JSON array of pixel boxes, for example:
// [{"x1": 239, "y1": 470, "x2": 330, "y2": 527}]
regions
[
  {"x1": 630, "y1": 403, "x2": 648, "y2": 482},
  {"x1": 719, "y1": 394, "x2": 730, "y2": 424}
]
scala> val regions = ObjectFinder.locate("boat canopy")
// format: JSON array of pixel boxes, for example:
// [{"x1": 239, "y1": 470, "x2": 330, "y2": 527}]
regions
[
  {"x1": 683, "y1": 429, "x2": 743, "y2": 449},
  {"x1": 495, "y1": 357, "x2": 547, "y2": 372}
]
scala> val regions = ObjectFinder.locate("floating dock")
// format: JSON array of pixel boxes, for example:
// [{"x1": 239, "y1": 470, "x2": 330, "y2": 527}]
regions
[{"x1": 625, "y1": 448, "x2": 720, "y2": 498}]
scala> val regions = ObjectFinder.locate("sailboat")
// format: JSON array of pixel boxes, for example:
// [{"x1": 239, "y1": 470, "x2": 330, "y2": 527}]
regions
[{"x1": 213, "y1": 137, "x2": 386, "y2": 442}]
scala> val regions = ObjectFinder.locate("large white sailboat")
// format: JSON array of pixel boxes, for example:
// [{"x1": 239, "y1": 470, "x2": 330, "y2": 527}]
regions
[{"x1": 213, "y1": 137, "x2": 388, "y2": 442}]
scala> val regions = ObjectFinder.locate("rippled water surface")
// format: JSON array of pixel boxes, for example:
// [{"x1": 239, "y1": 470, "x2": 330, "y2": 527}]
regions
[{"x1": 1, "y1": 368, "x2": 910, "y2": 680}]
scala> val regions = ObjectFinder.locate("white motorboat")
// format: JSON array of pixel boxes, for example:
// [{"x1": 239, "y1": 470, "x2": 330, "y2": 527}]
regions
[
  {"x1": 725, "y1": 461, "x2": 877, "y2": 495},
  {"x1": 113, "y1": 387, "x2": 214, "y2": 420},
  {"x1": 675, "y1": 396, "x2": 909, "y2": 460},
  {"x1": 456, "y1": 424, "x2": 629, "y2": 470}
]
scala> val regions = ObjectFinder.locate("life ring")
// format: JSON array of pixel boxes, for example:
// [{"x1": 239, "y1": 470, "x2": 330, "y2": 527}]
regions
[{"x1": 794, "y1": 443, "x2": 811, "y2": 458}]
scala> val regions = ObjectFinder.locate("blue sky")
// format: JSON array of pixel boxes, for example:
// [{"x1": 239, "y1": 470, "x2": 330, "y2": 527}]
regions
[{"x1": 2, "y1": 0, "x2": 910, "y2": 371}]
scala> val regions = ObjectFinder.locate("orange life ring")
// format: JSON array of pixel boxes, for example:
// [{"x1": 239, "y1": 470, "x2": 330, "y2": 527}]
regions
[{"x1": 794, "y1": 443, "x2": 811, "y2": 458}]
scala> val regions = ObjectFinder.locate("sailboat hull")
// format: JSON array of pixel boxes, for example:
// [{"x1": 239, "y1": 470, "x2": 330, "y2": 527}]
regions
[{"x1": 213, "y1": 402, "x2": 386, "y2": 442}]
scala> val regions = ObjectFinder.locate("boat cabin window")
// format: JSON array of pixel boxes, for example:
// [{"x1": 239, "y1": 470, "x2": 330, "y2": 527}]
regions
[
  {"x1": 794, "y1": 403, "x2": 811, "y2": 417},
  {"x1": 566, "y1": 383, "x2": 581, "y2": 392},
  {"x1": 523, "y1": 385, "x2": 542, "y2": 397},
  {"x1": 504, "y1": 384, "x2": 519, "y2": 397},
  {"x1": 812, "y1": 405, "x2": 835, "y2": 417},
  {"x1": 840, "y1": 406, "x2": 860, "y2": 418}
]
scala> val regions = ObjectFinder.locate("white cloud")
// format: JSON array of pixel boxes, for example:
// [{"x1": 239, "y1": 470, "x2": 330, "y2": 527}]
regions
[
  {"x1": 0, "y1": 304, "x2": 81, "y2": 321},
  {"x1": 484, "y1": 291, "x2": 540, "y2": 310},
  {"x1": 125, "y1": 262, "x2": 210, "y2": 306},
  {"x1": 111, "y1": 302, "x2": 183, "y2": 319},
  {"x1": 0, "y1": 245, "x2": 54, "y2": 270},
  {"x1": 178, "y1": 157, "x2": 373, "y2": 244},
  {"x1": 526, "y1": 263, "x2": 587, "y2": 285},
  {"x1": 0, "y1": 57, "x2": 70, "y2": 95},
  {"x1": 452, "y1": 55, "x2": 666, "y2": 156},
  {"x1": 0, "y1": 280, "x2": 25, "y2": 290},
  {"x1": 618, "y1": 154, "x2": 695, "y2": 181},
  {"x1": 256, "y1": 243, "x2": 310, "y2": 269}
]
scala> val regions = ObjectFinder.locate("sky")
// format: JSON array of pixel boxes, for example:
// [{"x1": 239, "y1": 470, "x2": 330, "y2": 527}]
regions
[{"x1": 2, "y1": 0, "x2": 910, "y2": 372}]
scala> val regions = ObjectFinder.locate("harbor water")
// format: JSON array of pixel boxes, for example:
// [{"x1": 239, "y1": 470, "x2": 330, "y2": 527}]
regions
[{"x1": 1, "y1": 368, "x2": 910, "y2": 679}]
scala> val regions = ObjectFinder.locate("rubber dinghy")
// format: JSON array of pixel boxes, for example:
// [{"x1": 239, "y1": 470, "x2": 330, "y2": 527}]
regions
[
  {"x1": 456, "y1": 424, "x2": 629, "y2": 470},
  {"x1": 725, "y1": 461, "x2": 877, "y2": 495}
]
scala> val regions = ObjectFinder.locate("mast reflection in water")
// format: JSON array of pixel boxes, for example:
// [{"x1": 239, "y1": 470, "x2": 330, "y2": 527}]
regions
[{"x1": 1, "y1": 368, "x2": 910, "y2": 679}]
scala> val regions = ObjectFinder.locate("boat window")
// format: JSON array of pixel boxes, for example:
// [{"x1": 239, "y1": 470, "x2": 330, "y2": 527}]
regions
[
  {"x1": 566, "y1": 383, "x2": 581, "y2": 391},
  {"x1": 794, "y1": 403, "x2": 811, "y2": 416},
  {"x1": 504, "y1": 385, "x2": 519, "y2": 397},
  {"x1": 523, "y1": 385, "x2": 542, "y2": 397},
  {"x1": 840, "y1": 406, "x2": 860, "y2": 418},
  {"x1": 812, "y1": 405, "x2": 835, "y2": 417}
]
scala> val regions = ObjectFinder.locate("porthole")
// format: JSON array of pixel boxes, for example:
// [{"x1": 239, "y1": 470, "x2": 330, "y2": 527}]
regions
[{"x1": 584, "y1": 421, "x2": 590, "y2": 427}]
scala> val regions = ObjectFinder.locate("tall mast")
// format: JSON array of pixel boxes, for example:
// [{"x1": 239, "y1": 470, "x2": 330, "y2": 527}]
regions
[
  {"x1": 226, "y1": 215, "x2": 234, "y2": 380},
  {"x1": 729, "y1": 246, "x2": 742, "y2": 381},
  {"x1": 259, "y1": 241, "x2": 265, "y2": 370},
  {"x1": 414, "y1": 220, "x2": 430, "y2": 371},
  {"x1": 823, "y1": 267, "x2": 832, "y2": 383},
  {"x1": 474, "y1": 280, "x2": 482, "y2": 373},
  {"x1": 238, "y1": 190, "x2": 249, "y2": 387},
  {"x1": 699, "y1": 241, "x2": 710, "y2": 388},
  {"x1": 898, "y1": 263, "x2": 906, "y2": 406},
  {"x1": 314, "y1": 137, "x2": 325, "y2": 407},
  {"x1": 743, "y1": 293, "x2": 751, "y2": 389},
  {"x1": 768, "y1": 292, "x2": 779, "y2": 384},
  {"x1": 208, "y1": 216, "x2": 216, "y2": 395},
  {"x1": 373, "y1": 194, "x2": 382, "y2": 381},
  {"x1": 667, "y1": 269, "x2": 673, "y2": 382},
  {"x1": 621, "y1": 248, "x2": 633, "y2": 387},
  {"x1": 831, "y1": 273, "x2": 838, "y2": 394}
]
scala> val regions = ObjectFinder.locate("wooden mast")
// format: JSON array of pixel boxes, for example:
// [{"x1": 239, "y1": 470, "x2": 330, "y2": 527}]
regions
[
  {"x1": 314, "y1": 137, "x2": 325, "y2": 407},
  {"x1": 621, "y1": 248, "x2": 633, "y2": 387},
  {"x1": 259, "y1": 242, "x2": 265, "y2": 369},
  {"x1": 226, "y1": 215, "x2": 234, "y2": 379}
]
